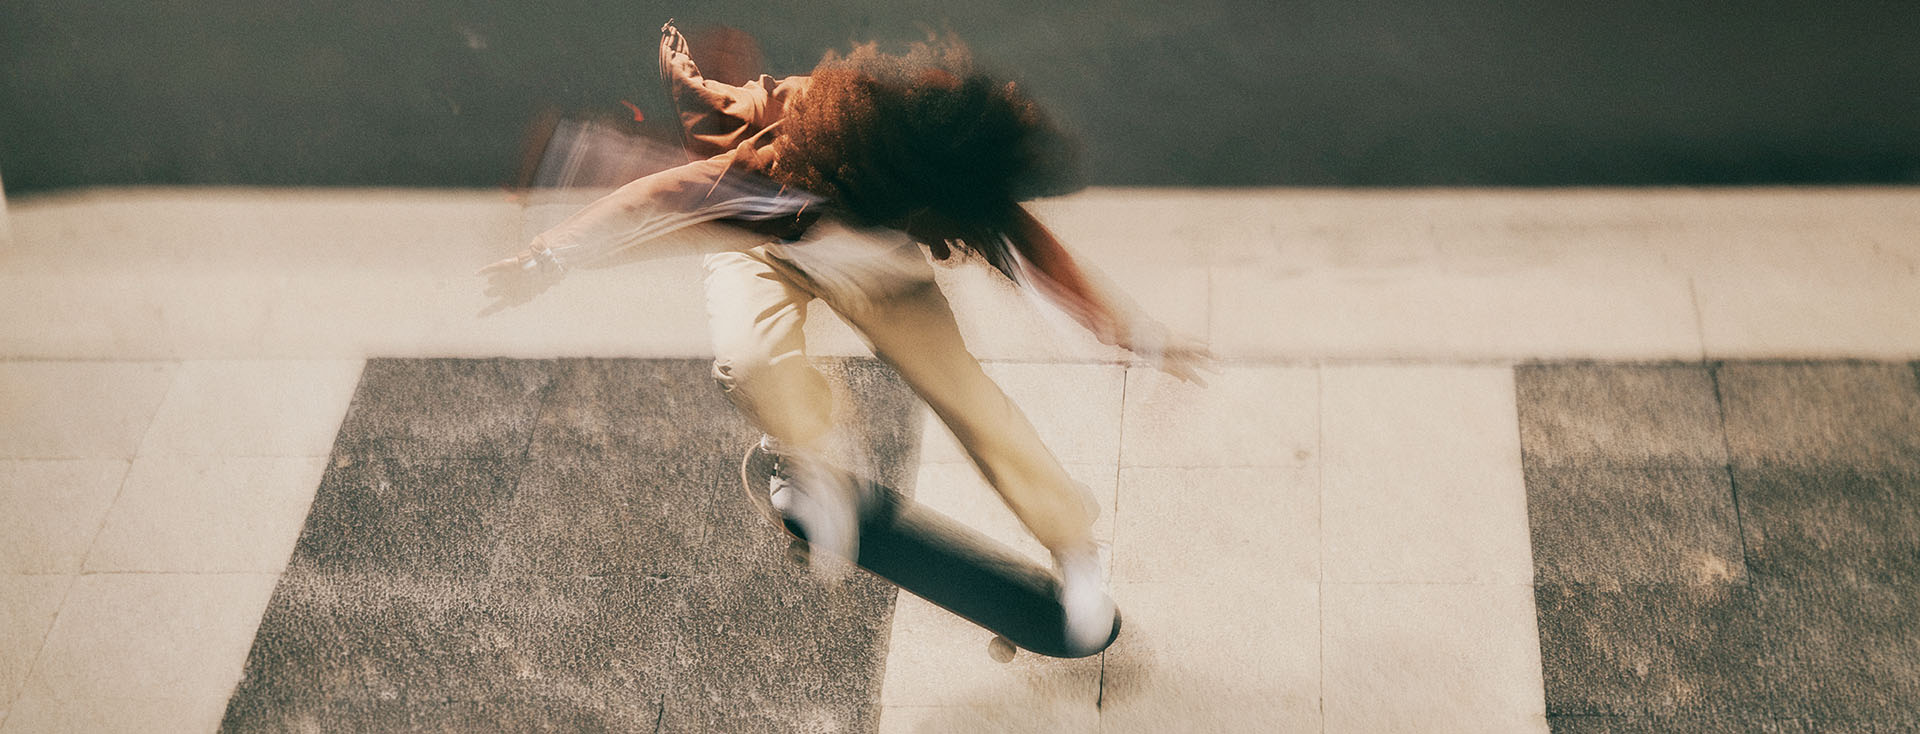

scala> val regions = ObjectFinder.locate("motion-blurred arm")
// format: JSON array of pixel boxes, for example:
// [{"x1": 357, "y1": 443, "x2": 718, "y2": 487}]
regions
[{"x1": 996, "y1": 205, "x2": 1217, "y2": 384}]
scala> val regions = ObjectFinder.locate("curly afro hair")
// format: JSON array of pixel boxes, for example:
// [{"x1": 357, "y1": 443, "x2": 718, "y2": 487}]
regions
[{"x1": 771, "y1": 34, "x2": 1083, "y2": 236}]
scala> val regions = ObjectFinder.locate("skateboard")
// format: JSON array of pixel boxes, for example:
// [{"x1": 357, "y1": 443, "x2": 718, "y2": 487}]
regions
[{"x1": 740, "y1": 442, "x2": 1121, "y2": 660}]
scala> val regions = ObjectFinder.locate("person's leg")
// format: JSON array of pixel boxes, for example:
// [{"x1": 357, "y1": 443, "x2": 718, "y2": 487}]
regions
[
  {"x1": 702, "y1": 248, "x2": 833, "y2": 450},
  {"x1": 704, "y1": 247, "x2": 861, "y2": 569},
  {"x1": 789, "y1": 243, "x2": 1100, "y2": 554},
  {"x1": 787, "y1": 242, "x2": 1112, "y2": 649}
]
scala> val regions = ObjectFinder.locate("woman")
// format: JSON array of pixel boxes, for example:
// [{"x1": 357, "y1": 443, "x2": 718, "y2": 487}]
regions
[{"x1": 482, "y1": 21, "x2": 1211, "y2": 653}]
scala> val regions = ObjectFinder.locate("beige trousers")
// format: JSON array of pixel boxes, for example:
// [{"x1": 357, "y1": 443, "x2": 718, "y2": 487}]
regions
[{"x1": 703, "y1": 233, "x2": 1097, "y2": 553}]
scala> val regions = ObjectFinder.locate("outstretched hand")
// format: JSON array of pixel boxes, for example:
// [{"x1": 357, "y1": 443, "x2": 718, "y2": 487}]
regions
[
  {"x1": 1149, "y1": 330, "x2": 1219, "y2": 386},
  {"x1": 1121, "y1": 324, "x2": 1218, "y2": 386},
  {"x1": 476, "y1": 253, "x2": 560, "y2": 317}
]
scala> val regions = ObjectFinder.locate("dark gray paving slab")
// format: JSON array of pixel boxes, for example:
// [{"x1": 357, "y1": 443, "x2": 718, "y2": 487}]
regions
[
  {"x1": 333, "y1": 359, "x2": 557, "y2": 459},
  {"x1": 530, "y1": 359, "x2": 747, "y2": 461},
  {"x1": 221, "y1": 697, "x2": 664, "y2": 734},
  {"x1": 1745, "y1": 577, "x2": 1920, "y2": 721},
  {"x1": 1548, "y1": 714, "x2": 1876, "y2": 734},
  {"x1": 229, "y1": 573, "x2": 684, "y2": 706},
  {"x1": 658, "y1": 570, "x2": 894, "y2": 734},
  {"x1": 289, "y1": 456, "x2": 521, "y2": 576},
  {"x1": 1716, "y1": 362, "x2": 1920, "y2": 473},
  {"x1": 1535, "y1": 582, "x2": 1769, "y2": 718},
  {"x1": 1736, "y1": 467, "x2": 1920, "y2": 583},
  {"x1": 489, "y1": 445, "x2": 752, "y2": 578},
  {"x1": 227, "y1": 357, "x2": 922, "y2": 733},
  {"x1": 1516, "y1": 363, "x2": 1728, "y2": 469},
  {"x1": 813, "y1": 357, "x2": 926, "y2": 491},
  {"x1": 1537, "y1": 577, "x2": 1920, "y2": 722},
  {"x1": 1527, "y1": 467, "x2": 1744, "y2": 585}
]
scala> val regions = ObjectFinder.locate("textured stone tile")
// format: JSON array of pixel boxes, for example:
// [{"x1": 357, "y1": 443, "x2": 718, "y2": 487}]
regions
[
  {"x1": 229, "y1": 573, "x2": 688, "y2": 705},
  {"x1": 1100, "y1": 581, "x2": 1321, "y2": 733},
  {"x1": 288, "y1": 456, "x2": 520, "y2": 576},
  {"x1": 1717, "y1": 362, "x2": 1920, "y2": 473},
  {"x1": 137, "y1": 360, "x2": 363, "y2": 457},
  {"x1": 1113, "y1": 466, "x2": 1316, "y2": 586},
  {"x1": 0, "y1": 696, "x2": 228, "y2": 734},
  {"x1": 527, "y1": 358, "x2": 743, "y2": 461},
  {"x1": 810, "y1": 357, "x2": 926, "y2": 492},
  {"x1": 1120, "y1": 365, "x2": 1317, "y2": 467},
  {"x1": 1534, "y1": 582, "x2": 1768, "y2": 717},
  {"x1": 1516, "y1": 363, "x2": 1728, "y2": 469},
  {"x1": 489, "y1": 447, "x2": 751, "y2": 577},
  {"x1": 84, "y1": 456, "x2": 325, "y2": 573},
  {"x1": 1748, "y1": 577, "x2": 1920, "y2": 721},
  {"x1": 1526, "y1": 467, "x2": 1744, "y2": 585},
  {"x1": 1322, "y1": 583, "x2": 1547, "y2": 734},
  {"x1": 917, "y1": 362, "x2": 1124, "y2": 468},
  {"x1": 0, "y1": 361, "x2": 174, "y2": 458},
  {"x1": 332, "y1": 358, "x2": 555, "y2": 459},
  {"x1": 25, "y1": 574, "x2": 278, "y2": 701},
  {"x1": 1321, "y1": 366, "x2": 1533, "y2": 584},
  {"x1": 878, "y1": 593, "x2": 1099, "y2": 720},
  {"x1": 0, "y1": 460, "x2": 127, "y2": 573},
  {"x1": 655, "y1": 570, "x2": 895, "y2": 734},
  {"x1": 1736, "y1": 467, "x2": 1920, "y2": 583},
  {"x1": 219, "y1": 696, "x2": 664, "y2": 734},
  {"x1": 530, "y1": 358, "x2": 917, "y2": 481},
  {"x1": 1, "y1": 575, "x2": 70, "y2": 707},
  {"x1": 236, "y1": 565, "x2": 890, "y2": 732},
  {"x1": 1546, "y1": 714, "x2": 1876, "y2": 733}
]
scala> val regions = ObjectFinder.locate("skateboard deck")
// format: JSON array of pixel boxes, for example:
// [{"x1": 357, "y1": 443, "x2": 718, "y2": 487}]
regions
[{"x1": 741, "y1": 442, "x2": 1121, "y2": 659}]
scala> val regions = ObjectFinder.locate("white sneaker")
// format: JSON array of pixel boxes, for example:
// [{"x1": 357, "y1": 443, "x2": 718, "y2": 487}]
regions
[
  {"x1": 763, "y1": 439, "x2": 859, "y2": 576},
  {"x1": 1053, "y1": 542, "x2": 1116, "y2": 655}
]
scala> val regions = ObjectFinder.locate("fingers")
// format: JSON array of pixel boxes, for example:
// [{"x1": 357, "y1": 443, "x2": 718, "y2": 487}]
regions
[{"x1": 475, "y1": 255, "x2": 522, "y2": 276}]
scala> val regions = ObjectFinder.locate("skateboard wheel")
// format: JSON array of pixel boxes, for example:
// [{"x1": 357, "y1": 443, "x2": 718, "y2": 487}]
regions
[
  {"x1": 786, "y1": 539, "x2": 811, "y2": 567},
  {"x1": 987, "y1": 636, "x2": 1017, "y2": 663}
]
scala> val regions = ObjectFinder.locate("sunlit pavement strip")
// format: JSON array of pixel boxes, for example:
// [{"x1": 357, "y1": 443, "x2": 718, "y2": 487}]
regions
[{"x1": 1, "y1": 188, "x2": 1917, "y2": 732}]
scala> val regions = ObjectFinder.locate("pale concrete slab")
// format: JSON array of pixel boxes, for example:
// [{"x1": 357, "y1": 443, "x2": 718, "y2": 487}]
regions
[
  {"x1": 909, "y1": 462, "x2": 1117, "y2": 568},
  {"x1": 24, "y1": 574, "x2": 277, "y2": 701},
  {"x1": 1322, "y1": 582, "x2": 1548, "y2": 734},
  {"x1": 1695, "y1": 267, "x2": 1920, "y2": 359},
  {"x1": 8, "y1": 188, "x2": 519, "y2": 275},
  {"x1": 0, "y1": 695, "x2": 226, "y2": 734},
  {"x1": 877, "y1": 593, "x2": 1100, "y2": 727},
  {"x1": 83, "y1": 456, "x2": 326, "y2": 574},
  {"x1": 1100, "y1": 580, "x2": 1321, "y2": 733},
  {"x1": 0, "y1": 271, "x2": 288, "y2": 360},
  {"x1": 1, "y1": 575, "x2": 70, "y2": 710},
  {"x1": 879, "y1": 701, "x2": 1096, "y2": 734},
  {"x1": 1212, "y1": 263, "x2": 1703, "y2": 361},
  {"x1": 917, "y1": 362, "x2": 1125, "y2": 468},
  {"x1": 1120, "y1": 365, "x2": 1318, "y2": 468},
  {"x1": 0, "y1": 461, "x2": 127, "y2": 574},
  {"x1": 1321, "y1": 366, "x2": 1533, "y2": 584},
  {"x1": 1113, "y1": 466, "x2": 1317, "y2": 586},
  {"x1": 140, "y1": 360, "x2": 363, "y2": 457},
  {"x1": 258, "y1": 257, "x2": 716, "y2": 359},
  {"x1": 0, "y1": 362, "x2": 175, "y2": 458}
]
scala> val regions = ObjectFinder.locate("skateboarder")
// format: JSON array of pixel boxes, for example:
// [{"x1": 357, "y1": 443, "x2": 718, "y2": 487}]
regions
[{"x1": 482, "y1": 21, "x2": 1212, "y2": 654}]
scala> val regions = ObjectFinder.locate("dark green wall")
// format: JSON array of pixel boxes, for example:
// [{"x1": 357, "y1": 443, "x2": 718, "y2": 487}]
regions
[{"x1": 3, "y1": 1, "x2": 1917, "y2": 193}]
